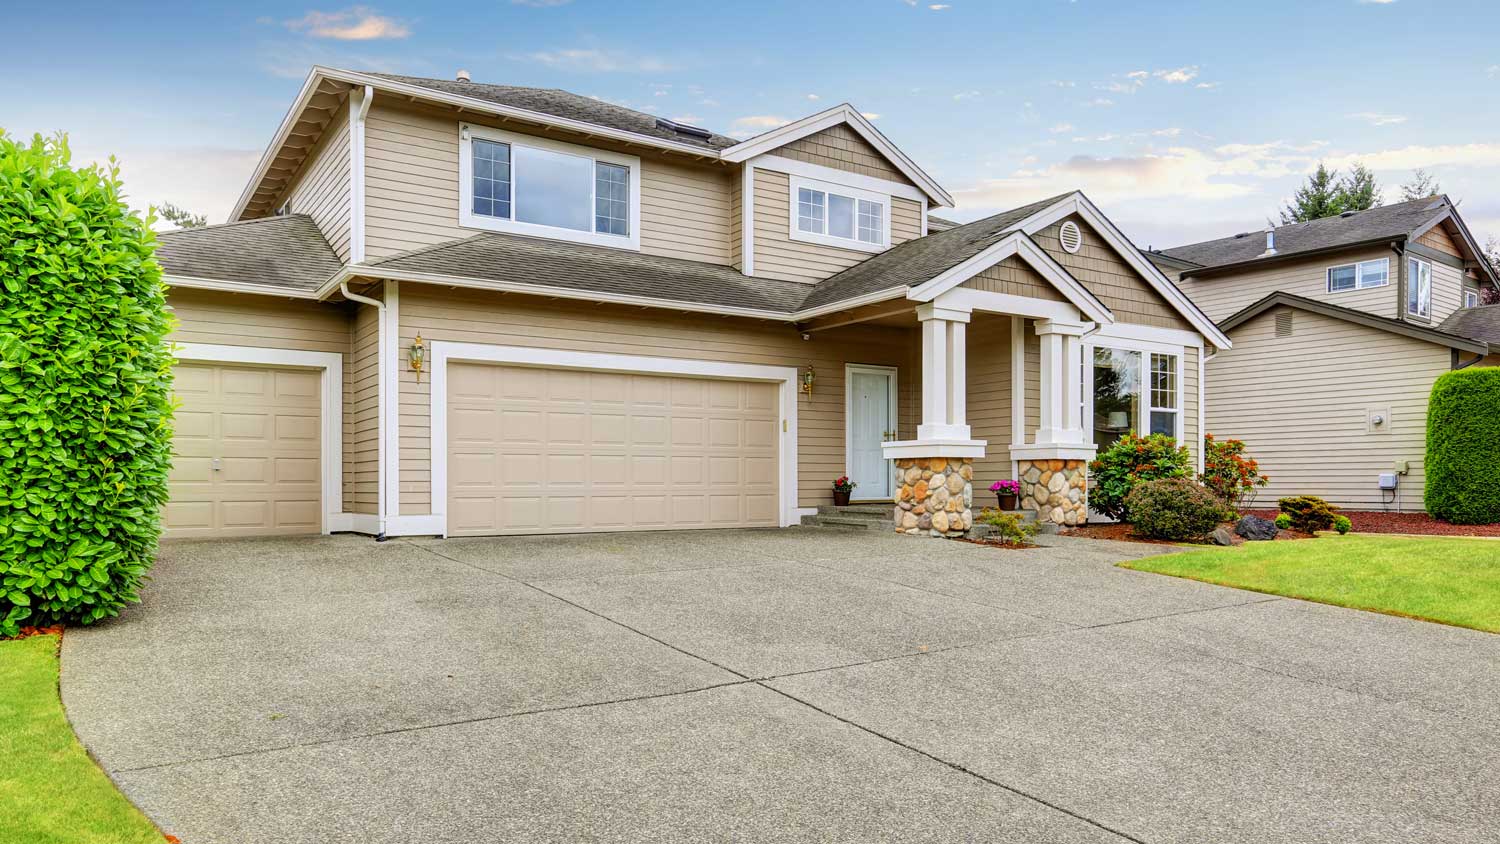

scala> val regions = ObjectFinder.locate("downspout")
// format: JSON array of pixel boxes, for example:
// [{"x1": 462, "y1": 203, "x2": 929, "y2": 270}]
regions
[
  {"x1": 1198, "y1": 345, "x2": 1218, "y2": 477},
  {"x1": 1452, "y1": 348, "x2": 1486, "y2": 370},
  {"x1": 340, "y1": 281, "x2": 388, "y2": 540}
]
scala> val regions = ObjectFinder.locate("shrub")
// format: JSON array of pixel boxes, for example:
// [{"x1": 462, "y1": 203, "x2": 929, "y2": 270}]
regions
[
  {"x1": 1278, "y1": 496, "x2": 1338, "y2": 533},
  {"x1": 1333, "y1": 515, "x2": 1352, "y2": 535},
  {"x1": 1124, "y1": 478, "x2": 1228, "y2": 541},
  {"x1": 1274, "y1": 513, "x2": 1292, "y2": 530},
  {"x1": 978, "y1": 508, "x2": 1039, "y2": 545},
  {"x1": 0, "y1": 133, "x2": 175, "y2": 638},
  {"x1": 1425, "y1": 368, "x2": 1500, "y2": 524},
  {"x1": 1199, "y1": 433, "x2": 1270, "y2": 508},
  {"x1": 1088, "y1": 433, "x2": 1192, "y2": 521}
]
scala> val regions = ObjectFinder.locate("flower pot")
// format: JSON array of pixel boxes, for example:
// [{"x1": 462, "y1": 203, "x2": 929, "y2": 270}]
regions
[
  {"x1": 833, "y1": 489, "x2": 852, "y2": 506},
  {"x1": 998, "y1": 493, "x2": 1018, "y2": 511}
]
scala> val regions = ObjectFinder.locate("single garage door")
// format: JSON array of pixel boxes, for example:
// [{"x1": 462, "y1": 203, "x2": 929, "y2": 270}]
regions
[
  {"x1": 447, "y1": 363, "x2": 780, "y2": 536},
  {"x1": 165, "y1": 363, "x2": 323, "y2": 538}
]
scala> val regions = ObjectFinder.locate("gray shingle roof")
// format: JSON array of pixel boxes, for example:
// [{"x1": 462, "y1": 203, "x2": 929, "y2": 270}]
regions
[
  {"x1": 364, "y1": 73, "x2": 737, "y2": 152},
  {"x1": 156, "y1": 215, "x2": 341, "y2": 292},
  {"x1": 926, "y1": 215, "x2": 961, "y2": 232},
  {"x1": 1158, "y1": 196, "x2": 1449, "y2": 270},
  {"x1": 1438, "y1": 304, "x2": 1500, "y2": 345},
  {"x1": 1221, "y1": 291, "x2": 1486, "y2": 353},
  {"x1": 798, "y1": 194, "x2": 1074, "y2": 311},
  {"x1": 367, "y1": 231, "x2": 812, "y2": 313}
]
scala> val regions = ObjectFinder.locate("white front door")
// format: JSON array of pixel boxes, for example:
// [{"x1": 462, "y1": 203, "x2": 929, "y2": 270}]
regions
[{"x1": 846, "y1": 365, "x2": 897, "y2": 501}]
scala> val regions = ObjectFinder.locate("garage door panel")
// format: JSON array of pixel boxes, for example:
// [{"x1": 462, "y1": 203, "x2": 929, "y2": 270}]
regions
[
  {"x1": 447, "y1": 363, "x2": 779, "y2": 536},
  {"x1": 165, "y1": 363, "x2": 322, "y2": 539}
]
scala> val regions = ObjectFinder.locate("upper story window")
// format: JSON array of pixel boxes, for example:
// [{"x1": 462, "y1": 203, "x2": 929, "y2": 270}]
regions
[
  {"x1": 1407, "y1": 256, "x2": 1432, "y2": 319},
  {"x1": 1327, "y1": 258, "x2": 1388, "y2": 293},
  {"x1": 1465, "y1": 288, "x2": 1481, "y2": 308},
  {"x1": 788, "y1": 175, "x2": 888, "y2": 253},
  {"x1": 459, "y1": 123, "x2": 641, "y2": 250}
]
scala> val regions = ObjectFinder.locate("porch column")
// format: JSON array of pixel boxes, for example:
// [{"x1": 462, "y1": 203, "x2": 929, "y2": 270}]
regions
[
  {"x1": 1014, "y1": 318, "x2": 1095, "y2": 529},
  {"x1": 1034, "y1": 319, "x2": 1089, "y2": 446},
  {"x1": 916, "y1": 303, "x2": 971, "y2": 441}
]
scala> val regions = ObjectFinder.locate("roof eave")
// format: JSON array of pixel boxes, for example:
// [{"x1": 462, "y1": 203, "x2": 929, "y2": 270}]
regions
[
  {"x1": 1179, "y1": 235, "x2": 1406, "y2": 280},
  {"x1": 1220, "y1": 291, "x2": 1488, "y2": 354}
]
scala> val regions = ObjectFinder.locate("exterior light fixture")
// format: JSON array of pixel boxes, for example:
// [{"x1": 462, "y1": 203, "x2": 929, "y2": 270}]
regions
[
  {"x1": 801, "y1": 365, "x2": 815, "y2": 396},
  {"x1": 410, "y1": 333, "x2": 426, "y2": 382}
]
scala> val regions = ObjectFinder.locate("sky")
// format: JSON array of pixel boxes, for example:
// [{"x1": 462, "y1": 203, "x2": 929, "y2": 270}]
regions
[{"x1": 6, "y1": 0, "x2": 1500, "y2": 250}]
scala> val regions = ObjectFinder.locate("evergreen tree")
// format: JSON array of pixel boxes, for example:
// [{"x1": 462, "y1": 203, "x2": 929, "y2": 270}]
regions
[
  {"x1": 1279, "y1": 163, "x2": 1345, "y2": 223},
  {"x1": 155, "y1": 201, "x2": 206, "y2": 228},
  {"x1": 1339, "y1": 162, "x2": 1381, "y2": 212},
  {"x1": 1399, "y1": 169, "x2": 1442, "y2": 202}
]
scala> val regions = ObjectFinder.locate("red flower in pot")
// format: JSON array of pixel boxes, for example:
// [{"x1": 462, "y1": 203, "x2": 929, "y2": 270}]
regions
[{"x1": 832, "y1": 475, "x2": 857, "y2": 506}]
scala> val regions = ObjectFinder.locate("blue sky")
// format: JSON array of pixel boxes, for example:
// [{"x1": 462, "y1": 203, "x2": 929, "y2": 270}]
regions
[{"x1": 7, "y1": 0, "x2": 1500, "y2": 248}]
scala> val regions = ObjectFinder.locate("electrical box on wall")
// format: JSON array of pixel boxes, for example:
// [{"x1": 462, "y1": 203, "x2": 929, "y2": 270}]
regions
[
  {"x1": 1393, "y1": 460, "x2": 1410, "y2": 475},
  {"x1": 1378, "y1": 473, "x2": 1398, "y2": 490},
  {"x1": 1367, "y1": 408, "x2": 1390, "y2": 433}
]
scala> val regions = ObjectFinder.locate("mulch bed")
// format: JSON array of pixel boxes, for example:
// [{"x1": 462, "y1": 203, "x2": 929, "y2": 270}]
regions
[
  {"x1": 1061, "y1": 521, "x2": 1315, "y2": 546},
  {"x1": 4, "y1": 624, "x2": 63, "y2": 641},
  {"x1": 1243, "y1": 509, "x2": 1500, "y2": 537}
]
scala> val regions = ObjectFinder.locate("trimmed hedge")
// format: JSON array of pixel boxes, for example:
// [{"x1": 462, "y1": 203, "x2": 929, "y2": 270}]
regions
[
  {"x1": 1125, "y1": 478, "x2": 1227, "y2": 541},
  {"x1": 0, "y1": 134, "x2": 175, "y2": 637},
  {"x1": 1426, "y1": 368, "x2": 1500, "y2": 524}
]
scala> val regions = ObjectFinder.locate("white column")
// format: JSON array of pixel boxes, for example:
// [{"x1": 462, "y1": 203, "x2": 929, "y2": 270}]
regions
[
  {"x1": 916, "y1": 304, "x2": 972, "y2": 441},
  {"x1": 920, "y1": 315, "x2": 948, "y2": 434},
  {"x1": 1034, "y1": 319, "x2": 1090, "y2": 446},
  {"x1": 947, "y1": 319, "x2": 966, "y2": 429},
  {"x1": 1060, "y1": 331, "x2": 1084, "y2": 444}
]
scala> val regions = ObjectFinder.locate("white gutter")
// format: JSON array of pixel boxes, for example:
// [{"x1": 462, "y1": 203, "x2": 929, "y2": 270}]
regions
[
  {"x1": 340, "y1": 281, "x2": 389, "y2": 538},
  {"x1": 1197, "y1": 345, "x2": 1217, "y2": 476}
]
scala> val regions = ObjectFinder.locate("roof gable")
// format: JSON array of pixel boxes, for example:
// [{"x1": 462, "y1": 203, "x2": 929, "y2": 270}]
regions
[
  {"x1": 1221, "y1": 291, "x2": 1486, "y2": 354},
  {"x1": 1036, "y1": 216, "x2": 1192, "y2": 331}
]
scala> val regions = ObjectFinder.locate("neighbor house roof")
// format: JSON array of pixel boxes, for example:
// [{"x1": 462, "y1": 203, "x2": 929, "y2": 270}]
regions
[
  {"x1": 156, "y1": 215, "x2": 341, "y2": 294},
  {"x1": 926, "y1": 215, "x2": 960, "y2": 232},
  {"x1": 1156, "y1": 195, "x2": 1451, "y2": 271},
  {"x1": 1438, "y1": 304, "x2": 1500, "y2": 346},
  {"x1": 363, "y1": 72, "x2": 738, "y2": 152},
  {"x1": 1221, "y1": 290, "x2": 1487, "y2": 354}
]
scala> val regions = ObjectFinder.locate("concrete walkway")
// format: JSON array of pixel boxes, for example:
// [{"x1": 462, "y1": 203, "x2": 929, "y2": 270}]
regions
[{"x1": 62, "y1": 529, "x2": 1500, "y2": 843}]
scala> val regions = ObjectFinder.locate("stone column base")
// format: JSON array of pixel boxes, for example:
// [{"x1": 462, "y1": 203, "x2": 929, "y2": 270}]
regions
[
  {"x1": 1019, "y1": 459, "x2": 1088, "y2": 526},
  {"x1": 893, "y1": 457, "x2": 973, "y2": 538}
]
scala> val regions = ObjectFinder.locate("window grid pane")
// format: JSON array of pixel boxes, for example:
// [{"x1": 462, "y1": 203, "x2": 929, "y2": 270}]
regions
[
  {"x1": 472, "y1": 139, "x2": 512, "y2": 219},
  {"x1": 1357, "y1": 259, "x2": 1388, "y2": 289},
  {"x1": 857, "y1": 199, "x2": 882, "y2": 244},
  {"x1": 1149, "y1": 353, "x2": 1177, "y2": 410},
  {"x1": 1328, "y1": 265, "x2": 1356, "y2": 292},
  {"x1": 594, "y1": 162, "x2": 629, "y2": 236},
  {"x1": 797, "y1": 188, "x2": 826, "y2": 233}
]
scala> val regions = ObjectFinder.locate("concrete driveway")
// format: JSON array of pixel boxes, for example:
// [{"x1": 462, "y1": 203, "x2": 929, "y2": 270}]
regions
[{"x1": 62, "y1": 530, "x2": 1500, "y2": 843}]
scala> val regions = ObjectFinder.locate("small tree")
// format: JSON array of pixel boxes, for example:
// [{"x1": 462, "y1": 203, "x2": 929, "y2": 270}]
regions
[
  {"x1": 1087, "y1": 433, "x2": 1192, "y2": 521},
  {"x1": 1339, "y1": 162, "x2": 1381, "y2": 213},
  {"x1": 1199, "y1": 433, "x2": 1270, "y2": 509},
  {"x1": 1425, "y1": 368, "x2": 1500, "y2": 524},
  {"x1": 0, "y1": 133, "x2": 175, "y2": 637},
  {"x1": 1280, "y1": 163, "x2": 1345, "y2": 224},
  {"x1": 155, "y1": 202, "x2": 207, "y2": 229},
  {"x1": 1399, "y1": 169, "x2": 1441, "y2": 202}
]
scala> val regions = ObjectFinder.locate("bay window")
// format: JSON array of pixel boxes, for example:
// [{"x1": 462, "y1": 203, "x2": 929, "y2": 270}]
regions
[
  {"x1": 1407, "y1": 257, "x2": 1432, "y2": 319},
  {"x1": 789, "y1": 175, "x2": 888, "y2": 252},
  {"x1": 460, "y1": 123, "x2": 641, "y2": 249},
  {"x1": 1087, "y1": 345, "x2": 1182, "y2": 450}
]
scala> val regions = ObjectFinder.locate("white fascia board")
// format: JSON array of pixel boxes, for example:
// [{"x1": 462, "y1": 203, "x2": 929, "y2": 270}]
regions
[
  {"x1": 793, "y1": 287, "x2": 908, "y2": 321},
  {"x1": 230, "y1": 69, "x2": 326, "y2": 221},
  {"x1": 1091, "y1": 322, "x2": 1204, "y2": 349},
  {"x1": 935, "y1": 288, "x2": 1081, "y2": 322},
  {"x1": 165, "y1": 274, "x2": 321, "y2": 300},
  {"x1": 752, "y1": 154, "x2": 927, "y2": 204},
  {"x1": 1017, "y1": 192, "x2": 1233, "y2": 349},
  {"x1": 720, "y1": 104, "x2": 953, "y2": 208},
  {"x1": 906, "y1": 232, "x2": 1113, "y2": 324}
]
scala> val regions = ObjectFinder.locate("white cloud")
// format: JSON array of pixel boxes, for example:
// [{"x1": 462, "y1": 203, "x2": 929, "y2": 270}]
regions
[
  {"x1": 953, "y1": 90, "x2": 982, "y2": 101},
  {"x1": 1195, "y1": 81, "x2": 1222, "y2": 90},
  {"x1": 861, "y1": 112, "x2": 881, "y2": 120},
  {"x1": 1153, "y1": 127, "x2": 1182, "y2": 137},
  {"x1": 1049, "y1": 123, "x2": 1075, "y2": 134},
  {"x1": 806, "y1": 93, "x2": 820, "y2": 100},
  {"x1": 73, "y1": 143, "x2": 262, "y2": 225},
  {"x1": 1126, "y1": 70, "x2": 1149, "y2": 80},
  {"x1": 512, "y1": 48, "x2": 672, "y2": 73},
  {"x1": 929, "y1": 3, "x2": 951, "y2": 8},
  {"x1": 284, "y1": 6, "x2": 410, "y2": 40},
  {"x1": 1153, "y1": 66, "x2": 1199, "y2": 84},
  {"x1": 1050, "y1": 80, "x2": 1076, "y2": 88},
  {"x1": 728, "y1": 115, "x2": 792, "y2": 139},
  {"x1": 1348, "y1": 111, "x2": 1408, "y2": 126},
  {"x1": 1085, "y1": 97, "x2": 1115, "y2": 107}
]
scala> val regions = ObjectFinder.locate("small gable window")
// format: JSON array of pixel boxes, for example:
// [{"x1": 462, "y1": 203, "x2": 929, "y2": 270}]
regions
[
  {"x1": 789, "y1": 176, "x2": 888, "y2": 252},
  {"x1": 460, "y1": 123, "x2": 640, "y2": 250},
  {"x1": 1327, "y1": 258, "x2": 1388, "y2": 293}
]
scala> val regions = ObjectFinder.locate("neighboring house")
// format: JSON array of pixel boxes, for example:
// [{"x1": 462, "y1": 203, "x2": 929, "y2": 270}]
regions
[
  {"x1": 1151, "y1": 196, "x2": 1500, "y2": 511},
  {"x1": 155, "y1": 66, "x2": 1226, "y2": 540}
]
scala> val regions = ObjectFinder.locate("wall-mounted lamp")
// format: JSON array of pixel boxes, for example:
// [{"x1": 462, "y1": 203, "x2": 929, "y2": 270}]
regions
[
  {"x1": 800, "y1": 365, "x2": 815, "y2": 396},
  {"x1": 409, "y1": 333, "x2": 426, "y2": 382}
]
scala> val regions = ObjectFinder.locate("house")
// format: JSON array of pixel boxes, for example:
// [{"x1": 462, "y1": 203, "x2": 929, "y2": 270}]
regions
[
  {"x1": 1150, "y1": 195, "x2": 1500, "y2": 511},
  {"x1": 154, "y1": 66, "x2": 1227, "y2": 540}
]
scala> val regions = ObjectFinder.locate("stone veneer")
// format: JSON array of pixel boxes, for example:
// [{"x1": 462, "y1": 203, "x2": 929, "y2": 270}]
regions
[
  {"x1": 893, "y1": 457, "x2": 973, "y2": 538},
  {"x1": 1019, "y1": 459, "x2": 1089, "y2": 526}
]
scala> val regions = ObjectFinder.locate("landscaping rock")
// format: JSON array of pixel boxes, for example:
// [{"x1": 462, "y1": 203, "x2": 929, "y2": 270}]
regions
[
  {"x1": 1235, "y1": 515, "x2": 1278, "y2": 541},
  {"x1": 1211, "y1": 526, "x2": 1235, "y2": 546}
]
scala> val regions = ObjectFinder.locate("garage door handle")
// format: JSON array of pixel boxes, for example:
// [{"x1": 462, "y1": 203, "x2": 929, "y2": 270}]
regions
[{"x1": 212, "y1": 457, "x2": 222, "y2": 472}]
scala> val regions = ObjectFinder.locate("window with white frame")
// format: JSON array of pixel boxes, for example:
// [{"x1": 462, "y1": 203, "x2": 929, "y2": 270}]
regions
[
  {"x1": 1407, "y1": 256, "x2": 1432, "y2": 319},
  {"x1": 1148, "y1": 353, "x2": 1178, "y2": 436},
  {"x1": 789, "y1": 176, "x2": 888, "y2": 252},
  {"x1": 1327, "y1": 258, "x2": 1388, "y2": 293},
  {"x1": 1465, "y1": 288, "x2": 1480, "y2": 308},
  {"x1": 1087, "y1": 345, "x2": 1181, "y2": 450},
  {"x1": 459, "y1": 123, "x2": 641, "y2": 249}
]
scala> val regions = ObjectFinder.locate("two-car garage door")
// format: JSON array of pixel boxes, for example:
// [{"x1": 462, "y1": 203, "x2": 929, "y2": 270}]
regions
[{"x1": 446, "y1": 363, "x2": 780, "y2": 536}]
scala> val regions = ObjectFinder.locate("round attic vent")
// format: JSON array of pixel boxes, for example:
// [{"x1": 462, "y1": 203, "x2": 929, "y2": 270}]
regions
[{"x1": 1059, "y1": 220, "x2": 1083, "y2": 254}]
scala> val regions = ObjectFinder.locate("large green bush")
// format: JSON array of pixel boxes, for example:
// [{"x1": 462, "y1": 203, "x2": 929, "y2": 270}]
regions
[
  {"x1": 1426, "y1": 368, "x2": 1500, "y2": 524},
  {"x1": 1125, "y1": 478, "x2": 1227, "y2": 541},
  {"x1": 1088, "y1": 433, "x2": 1192, "y2": 521},
  {"x1": 0, "y1": 134, "x2": 174, "y2": 637}
]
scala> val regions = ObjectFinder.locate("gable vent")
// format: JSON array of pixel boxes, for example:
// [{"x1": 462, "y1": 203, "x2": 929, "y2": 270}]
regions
[
  {"x1": 1059, "y1": 220, "x2": 1083, "y2": 254},
  {"x1": 1275, "y1": 310, "x2": 1294, "y2": 337}
]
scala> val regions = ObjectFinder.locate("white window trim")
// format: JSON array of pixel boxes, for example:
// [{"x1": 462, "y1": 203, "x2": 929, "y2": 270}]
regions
[
  {"x1": 457, "y1": 122, "x2": 642, "y2": 251},
  {"x1": 1082, "y1": 340, "x2": 1185, "y2": 447},
  {"x1": 1465, "y1": 288, "x2": 1480, "y2": 308},
  {"x1": 428, "y1": 342, "x2": 801, "y2": 537},
  {"x1": 171, "y1": 343, "x2": 346, "y2": 535},
  {"x1": 1407, "y1": 256, "x2": 1433, "y2": 319},
  {"x1": 1326, "y1": 257, "x2": 1389, "y2": 293},
  {"x1": 844, "y1": 363, "x2": 899, "y2": 502},
  {"x1": 788, "y1": 174, "x2": 890, "y2": 253}
]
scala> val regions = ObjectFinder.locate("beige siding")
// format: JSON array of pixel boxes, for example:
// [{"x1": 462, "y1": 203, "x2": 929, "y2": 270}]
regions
[
  {"x1": 729, "y1": 172, "x2": 743, "y2": 270},
  {"x1": 395, "y1": 286, "x2": 918, "y2": 514},
  {"x1": 751, "y1": 168, "x2": 922, "y2": 284},
  {"x1": 1205, "y1": 306, "x2": 1449, "y2": 510},
  {"x1": 961, "y1": 256, "x2": 1067, "y2": 301},
  {"x1": 1037, "y1": 217, "x2": 1193, "y2": 330},
  {"x1": 348, "y1": 301, "x2": 381, "y2": 515},
  {"x1": 1180, "y1": 245, "x2": 1399, "y2": 322},
  {"x1": 1182, "y1": 345, "x2": 1200, "y2": 469},
  {"x1": 968, "y1": 314, "x2": 1017, "y2": 487},
  {"x1": 1424, "y1": 256, "x2": 1467, "y2": 326},
  {"x1": 362, "y1": 102, "x2": 734, "y2": 264},
  {"x1": 771, "y1": 124, "x2": 910, "y2": 184},
  {"x1": 283, "y1": 106, "x2": 352, "y2": 261}
]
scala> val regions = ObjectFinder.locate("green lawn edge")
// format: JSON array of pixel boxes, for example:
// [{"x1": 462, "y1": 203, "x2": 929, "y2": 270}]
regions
[
  {"x1": 0, "y1": 634, "x2": 164, "y2": 844},
  {"x1": 1118, "y1": 534, "x2": 1500, "y2": 634}
]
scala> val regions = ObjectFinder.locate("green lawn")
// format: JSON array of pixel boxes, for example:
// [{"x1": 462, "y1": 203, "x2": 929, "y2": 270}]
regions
[
  {"x1": 1121, "y1": 534, "x2": 1500, "y2": 633},
  {"x1": 0, "y1": 634, "x2": 164, "y2": 844}
]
